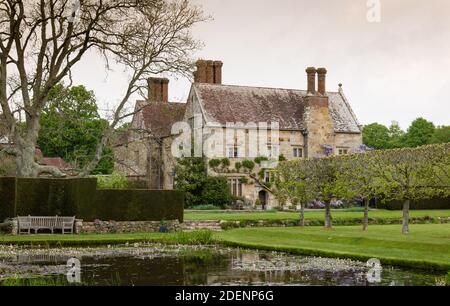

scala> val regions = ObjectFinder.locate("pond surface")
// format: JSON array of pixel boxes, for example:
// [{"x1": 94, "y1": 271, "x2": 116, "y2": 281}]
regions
[{"x1": 0, "y1": 244, "x2": 444, "y2": 286}]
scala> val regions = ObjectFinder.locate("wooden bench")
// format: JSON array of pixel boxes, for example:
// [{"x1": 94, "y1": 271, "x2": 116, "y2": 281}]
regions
[{"x1": 17, "y1": 216, "x2": 75, "y2": 235}]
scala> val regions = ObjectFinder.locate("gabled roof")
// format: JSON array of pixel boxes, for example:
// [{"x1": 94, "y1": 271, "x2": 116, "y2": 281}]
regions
[
  {"x1": 134, "y1": 101, "x2": 187, "y2": 138},
  {"x1": 192, "y1": 83, "x2": 361, "y2": 133}
]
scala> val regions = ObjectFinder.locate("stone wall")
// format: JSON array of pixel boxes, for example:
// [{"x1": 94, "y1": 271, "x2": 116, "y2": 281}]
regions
[{"x1": 77, "y1": 220, "x2": 181, "y2": 234}]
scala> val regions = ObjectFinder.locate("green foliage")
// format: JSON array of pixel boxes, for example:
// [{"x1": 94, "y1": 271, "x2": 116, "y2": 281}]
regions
[
  {"x1": 239, "y1": 177, "x2": 249, "y2": 184},
  {"x1": 363, "y1": 119, "x2": 448, "y2": 150},
  {"x1": 404, "y1": 118, "x2": 435, "y2": 148},
  {"x1": 0, "y1": 177, "x2": 184, "y2": 222},
  {"x1": 431, "y1": 125, "x2": 450, "y2": 144},
  {"x1": 235, "y1": 162, "x2": 242, "y2": 171},
  {"x1": 241, "y1": 160, "x2": 255, "y2": 171},
  {"x1": 92, "y1": 189, "x2": 184, "y2": 222},
  {"x1": 201, "y1": 177, "x2": 233, "y2": 208},
  {"x1": 221, "y1": 158, "x2": 230, "y2": 167},
  {"x1": 278, "y1": 154, "x2": 287, "y2": 162},
  {"x1": 0, "y1": 154, "x2": 16, "y2": 176},
  {"x1": 37, "y1": 84, "x2": 113, "y2": 174},
  {"x1": 363, "y1": 123, "x2": 391, "y2": 149},
  {"x1": 96, "y1": 172, "x2": 129, "y2": 189},
  {"x1": 275, "y1": 143, "x2": 450, "y2": 231},
  {"x1": 174, "y1": 158, "x2": 207, "y2": 207},
  {"x1": 190, "y1": 204, "x2": 222, "y2": 211},
  {"x1": 388, "y1": 122, "x2": 406, "y2": 148},
  {"x1": 208, "y1": 159, "x2": 221, "y2": 169},
  {"x1": 254, "y1": 156, "x2": 268, "y2": 165},
  {"x1": 175, "y1": 158, "x2": 232, "y2": 208}
]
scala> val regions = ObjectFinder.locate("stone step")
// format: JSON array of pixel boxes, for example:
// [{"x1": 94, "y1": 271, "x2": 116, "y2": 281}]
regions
[{"x1": 181, "y1": 220, "x2": 223, "y2": 231}]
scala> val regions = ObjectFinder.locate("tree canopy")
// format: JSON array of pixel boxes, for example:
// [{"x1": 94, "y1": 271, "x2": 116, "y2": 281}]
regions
[
  {"x1": 363, "y1": 118, "x2": 447, "y2": 150},
  {"x1": 37, "y1": 84, "x2": 114, "y2": 174}
]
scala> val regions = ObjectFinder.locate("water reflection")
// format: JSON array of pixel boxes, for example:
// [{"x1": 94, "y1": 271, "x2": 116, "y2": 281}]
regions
[{"x1": 0, "y1": 246, "x2": 443, "y2": 286}]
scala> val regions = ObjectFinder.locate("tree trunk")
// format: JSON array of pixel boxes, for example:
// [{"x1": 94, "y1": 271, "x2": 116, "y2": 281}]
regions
[
  {"x1": 363, "y1": 198, "x2": 369, "y2": 231},
  {"x1": 299, "y1": 203, "x2": 305, "y2": 227},
  {"x1": 324, "y1": 202, "x2": 332, "y2": 229},
  {"x1": 16, "y1": 142, "x2": 37, "y2": 177},
  {"x1": 402, "y1": 199, "x2": 410, "y2": 235}
]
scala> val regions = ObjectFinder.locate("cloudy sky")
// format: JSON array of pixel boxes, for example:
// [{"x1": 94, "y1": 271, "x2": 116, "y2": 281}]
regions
[{"x1": 72, "y1": 0, "x2": 450, "y2": 129}]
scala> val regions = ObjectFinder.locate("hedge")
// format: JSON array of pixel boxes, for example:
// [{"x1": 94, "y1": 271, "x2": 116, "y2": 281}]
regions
[
  {"x1": 0, "y1": 177, "x2": 15, "y2": 221},
  {"x1": 84, "y1": 190, "x2": 184, "y2": 222},
  {"x1": 0, "y1": 177, "x2": 184, "y2": 222},
  {"x1": 378, "y1": 197, "x2": 450, "y2": 210}
]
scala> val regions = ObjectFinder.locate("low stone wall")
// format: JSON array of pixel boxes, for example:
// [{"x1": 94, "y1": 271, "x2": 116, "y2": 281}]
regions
[{"x1": 77, "y1": 220, "x2": 181, "y2": 234}]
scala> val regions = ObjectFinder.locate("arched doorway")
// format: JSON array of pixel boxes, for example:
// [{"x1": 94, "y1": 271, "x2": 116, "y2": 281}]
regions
[{"x1": 258, "y1": 190, "x2": 268, "y2": 210}]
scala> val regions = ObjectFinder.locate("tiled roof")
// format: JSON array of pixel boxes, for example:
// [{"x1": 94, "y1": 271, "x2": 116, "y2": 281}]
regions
[
  {"x1": 193, "y1": 83, "x2": 361, "y2": 133},
  {"x1": 136, "y1": 101, "x2": 187, "y2": 138}
]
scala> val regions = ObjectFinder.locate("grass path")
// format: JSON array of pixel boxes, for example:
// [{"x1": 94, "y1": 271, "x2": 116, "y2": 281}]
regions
[
  {"x1": 214, "y1": 224, "x2": 450, "y2": 270},
  {"x1": 184, "y1": 209, "x2": 450, "y2": 222}
]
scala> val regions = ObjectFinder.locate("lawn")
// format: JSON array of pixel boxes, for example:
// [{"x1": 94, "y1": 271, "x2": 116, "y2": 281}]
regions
[
  {"x1": 184, "y1": 209, "x2": 450, "y2": 222},
  {"x1": 215, "y1": 224, "x2": 450, "y2": 270}
]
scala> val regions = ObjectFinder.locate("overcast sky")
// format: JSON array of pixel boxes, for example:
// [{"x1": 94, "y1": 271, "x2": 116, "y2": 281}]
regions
[{"x1": 72, "y1": 0, "x2": 450, "y2": 129}]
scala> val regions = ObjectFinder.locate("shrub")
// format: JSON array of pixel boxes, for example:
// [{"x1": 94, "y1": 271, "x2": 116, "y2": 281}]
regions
[
  {"x1": 221, "y1": 158, "x2": 230, "y2": 167},
  {"x1": 201, "y1": 176, "x2": 232, "y2": 208},
  {"x1": 208, "y1": 159, "x2": 221, "y2": 169},
  {"x1": 279, "y1": 154, "x2": 287, "y2": 162},
  {"x1": 190, "y1": 204, "x2": 221, "y2": 210},
  {"x1": 96, "y1": 172, "x2": 128, "y2": 189},
  {"x1": 242, "y1": 160, "x2": 255, "y2": 171},
  {"x1": 239, "y1": 177, "x2": 249, "y2": 184},
  {"x1": 235, "y1": 162, "x2": 242, "y2": 172},
  {"x1": 254, "y1": 156, "x2": 268, "y2": 165},
  {"x1": 173, "y1": 230, "x2": 213, "y2": 245}
]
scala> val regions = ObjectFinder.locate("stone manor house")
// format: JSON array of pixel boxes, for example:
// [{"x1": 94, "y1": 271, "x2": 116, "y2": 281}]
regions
[{"x1": 114, "y1": 60, "x2": 363, "y2": 209}]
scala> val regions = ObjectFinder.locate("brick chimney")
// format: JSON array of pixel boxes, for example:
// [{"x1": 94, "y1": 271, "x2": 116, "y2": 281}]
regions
[
  {"x1": 317, "y1": 68, "x2": 327, "y2": 95},
  {"x1": 194, "y1": 60, "x2": 223, "y2": 84},
  {"x1": 148, "y1": 77, "x2": 169, "y2": 103},
  {"x1": 306, "y1": 67, "x2": 316, "y2": 95}
]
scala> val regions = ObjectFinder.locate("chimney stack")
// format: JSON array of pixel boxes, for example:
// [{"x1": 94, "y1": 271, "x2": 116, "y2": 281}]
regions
[
  {"x1": 317, "y1": 68, "x2": 327, "y2": 95},
  {"x1": 306, "y1": 67, "x2": 316, "y2": 95},
  {"x1": 148, "y1": 77, "x2": 169, "y2": 103},
  {"x1": 194, "y1": 60, "x2": 223, "y2": 84}
]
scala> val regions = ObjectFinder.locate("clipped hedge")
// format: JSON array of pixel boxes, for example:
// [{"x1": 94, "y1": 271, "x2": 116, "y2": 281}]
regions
[
  {"x1": 0, "y1": 177, "x2": 184, "y2": 222},
  {"x1": 378, "y1": 197, "x2": 450, "y2": 210},
  {"x1": 0, "y1": 177, "x2": 15, "y2": 221},
  {"x1": 91, "y1": 190, "x2": 184, "y2": 222}
]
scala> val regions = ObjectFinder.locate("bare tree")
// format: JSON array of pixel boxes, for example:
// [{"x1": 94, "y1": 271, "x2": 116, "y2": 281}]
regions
[{"x1": 0, "y1": 0, "x2": 207, "y2": 177}]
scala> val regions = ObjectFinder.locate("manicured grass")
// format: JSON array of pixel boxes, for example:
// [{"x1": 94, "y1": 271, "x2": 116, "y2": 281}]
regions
[
  {"x1": 214, "y1": 224, "x2": 450, "y2": 271},
  {"x1": 185, "y1": 209, "x2": 450, "y2": 222},
  {"x1": 0, "y1": 230, "x2": 213, "y2": 247}
]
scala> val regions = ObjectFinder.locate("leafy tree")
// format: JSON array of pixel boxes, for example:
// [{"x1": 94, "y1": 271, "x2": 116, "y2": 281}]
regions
[
  {"x1": 371, "y1": 144, "x2": 449, "y2": 234},
  {"x1": 97, "y1": 172, "x2": 129, "y2": 189},
  {"x1": 388, "y1": 121, "x2": 406, "y2": 148},
  {"x1": 275, "y1": 161, "x2": 315, "y2": 226},
  {"x1": 404, "y1": 118, "x2": 435, "y2": 148},
  {"x1": 363, "y1": 123, "x2": 391, "y2": 149},
  {"x1": 338, "y1": 153, "x2": 384, "y2": 231},
  {"x1": 431, "y1": 126, "x2": 450, "y2": 144},
  {"x1": 202, "y1": 177, "x2": 232, "y2": 208},
  {"x1": 37, "y1": 85, "x2": 113, "y2": 174},
  {"x1": 174, "y1": 157, "x2": 232, "y2": 208},
  {"x1": 0, "y1": 0, "x2": 206, "y2": 177},
  {"x1": 174, "y1": 158, "x2": 207, "y2": 207}
]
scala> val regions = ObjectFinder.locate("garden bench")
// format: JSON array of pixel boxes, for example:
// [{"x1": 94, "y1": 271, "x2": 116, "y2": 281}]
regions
[{"x1": 17, "y1": 216, "x2": 75, "y2": 235}]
